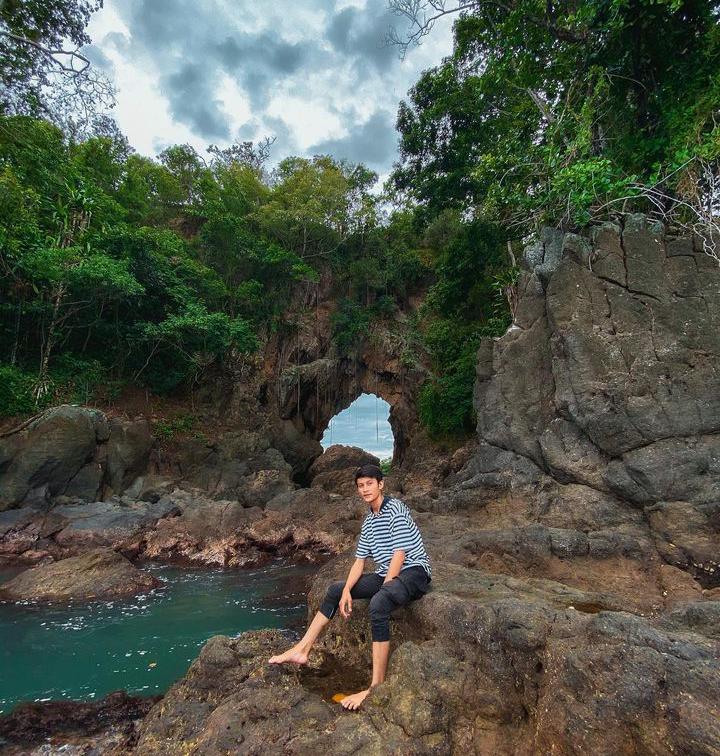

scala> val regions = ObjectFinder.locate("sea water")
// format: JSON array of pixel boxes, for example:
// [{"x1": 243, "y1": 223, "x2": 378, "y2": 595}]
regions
[{"x1": 0, "y1": 559, "x2": 316, "y2": 715}]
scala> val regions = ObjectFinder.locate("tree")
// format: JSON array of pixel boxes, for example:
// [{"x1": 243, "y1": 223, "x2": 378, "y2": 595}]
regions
[
  {"x1": 258, "y1": 155, "x2": 378, "y2": 259},
  {"x1": 389, "y1": 0, "x2": 720, "y2": 232},
  {"x1": 0, "y1": 0, "x2": 115, "y2": 136}
]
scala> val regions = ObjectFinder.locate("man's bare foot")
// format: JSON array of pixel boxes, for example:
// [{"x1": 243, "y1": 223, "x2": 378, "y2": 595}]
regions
[
  {"x1": 340, "y1": 688, "x2": 370, "y2": 710},
  {"x1": 268, "y1": 646, "x2": 308, "y2": 665}
]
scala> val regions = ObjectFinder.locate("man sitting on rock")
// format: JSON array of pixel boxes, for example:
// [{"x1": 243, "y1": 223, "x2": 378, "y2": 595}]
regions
[{"x1": 268, "y1": 463, "x2": 432, "y2": 710}]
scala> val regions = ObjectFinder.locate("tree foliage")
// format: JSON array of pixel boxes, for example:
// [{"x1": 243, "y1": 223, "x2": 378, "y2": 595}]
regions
[
  {"x1": 391, "y1": 0, "x2": 720, "y2": 231},
  {"x1": 0, "y1": 114, "x2": 429, "y2": 416}
]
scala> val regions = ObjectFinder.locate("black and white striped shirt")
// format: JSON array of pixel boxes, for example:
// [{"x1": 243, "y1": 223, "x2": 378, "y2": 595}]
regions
[{"x1": 355, "y1": 495, "x2": 431, "y2": 578}]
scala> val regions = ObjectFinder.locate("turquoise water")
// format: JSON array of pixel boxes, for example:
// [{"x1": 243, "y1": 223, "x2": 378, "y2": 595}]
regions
[
  {"x1": 0, "y1": 560, "x2": 315, "y2": 715},
  {"x1": 321, "y1": 393, "x2": 393, "y2": 459}
]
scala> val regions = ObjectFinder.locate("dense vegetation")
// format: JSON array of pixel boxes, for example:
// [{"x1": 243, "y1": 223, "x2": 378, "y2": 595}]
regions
[
  {"x1": 0, "y1": 117, "x2": 442, "y2": 415},
  {"x1": 389, "y1": 0, "x2": 719, "y2": 434},
  {"x1": 1, "y1": 0, "x2": 717, "y2": 439},
  {"x1": 391, "y1": 0, "x2": 720, "y2": 232}
]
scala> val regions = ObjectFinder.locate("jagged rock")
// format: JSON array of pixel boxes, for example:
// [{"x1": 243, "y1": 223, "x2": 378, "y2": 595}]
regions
[
  {"x1": 123, "y1": 487, "x2": 364, "y2": 568},
  {"x1": 308, "y1": 444, "x2": 380, "y2": 495},
  {"x1": 0, "y1": 406, "x2": 153, "y2": 510},
  {"x1": 0, "y1": 485, "x2": 364, "y2": 568},
  {"x1": 0, "y1": 497, "x2": 180, "y2": 564},
  {"x1": 162, "y1": 433, "x2": 296, "y2": 505},
  {"x1": 0, "y1": 547, "x2": 161, "y2": 602},
  {"x1": 467, "y1": 216, "x2": 720, "y2": 587}
]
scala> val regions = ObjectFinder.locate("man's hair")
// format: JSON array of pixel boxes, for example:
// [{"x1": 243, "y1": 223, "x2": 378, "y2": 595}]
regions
[{"x1": 354, "y1": 464, "x2": 383, "y2": 484}]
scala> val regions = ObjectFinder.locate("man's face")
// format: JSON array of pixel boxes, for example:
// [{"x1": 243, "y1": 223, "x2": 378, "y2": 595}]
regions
[{"x1": 356, "y1": 475, "x2": 383, "y2": 503}]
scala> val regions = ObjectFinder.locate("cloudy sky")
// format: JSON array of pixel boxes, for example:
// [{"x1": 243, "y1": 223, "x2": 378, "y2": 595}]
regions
[{"x1": 84, "y1": 0, "x2": 453, "y2": 178}]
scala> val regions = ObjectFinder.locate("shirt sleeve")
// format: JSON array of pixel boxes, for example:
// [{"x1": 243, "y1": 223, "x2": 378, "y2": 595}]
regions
[
  {"x1": 355, "y1": 521, "x2": 371, "y2": 558},
  {"x1": 389, "y1": 507, "x2": 422, "y2": 553}
]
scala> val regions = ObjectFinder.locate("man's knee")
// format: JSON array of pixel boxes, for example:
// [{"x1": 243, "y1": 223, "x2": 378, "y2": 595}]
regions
[
  {"x1": 325, "y1": 580, "x2": 345, "y2": 604},
  {"x1": 368, "y1": 588, "x2": 394, "y2": 618}
]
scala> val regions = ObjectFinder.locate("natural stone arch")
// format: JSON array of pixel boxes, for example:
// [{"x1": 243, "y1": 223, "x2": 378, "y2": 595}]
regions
[
  {"x1": 321, "y1": 393, "x2": 394, "y2": 459},
  {"x1": 276, "y1": 353, "x2": 423, "y2": 474}
]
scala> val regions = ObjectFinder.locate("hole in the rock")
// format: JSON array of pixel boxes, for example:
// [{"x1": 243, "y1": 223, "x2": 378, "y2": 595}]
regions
[
  {"x1": 572, "y1": 602, "x2": 605, "y2": 614},
  {"x1": 320, "y1": 393, "x2": 394, "y2": 464},
  {"x1": 299, "y1": 654, "x2": 370, "y2": 702}
]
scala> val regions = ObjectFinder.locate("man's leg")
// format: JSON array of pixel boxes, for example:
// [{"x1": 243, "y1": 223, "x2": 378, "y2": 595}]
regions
[
  {"x1": 340, "y1": 577, "x2": 413, "y2": 710},
  {"x1": 268, "y1": 574, "x2": 383, "y2": 664}
]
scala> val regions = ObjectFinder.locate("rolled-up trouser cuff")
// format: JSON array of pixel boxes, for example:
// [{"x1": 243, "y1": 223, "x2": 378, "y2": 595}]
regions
[{"x1": 370, "y1": 620, "x2": 390, "y2": 642}]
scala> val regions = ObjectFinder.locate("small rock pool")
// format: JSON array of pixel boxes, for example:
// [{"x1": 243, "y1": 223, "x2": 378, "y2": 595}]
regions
[{"x1": 0, "y1": 559, "x2": 317, "y2": 715}]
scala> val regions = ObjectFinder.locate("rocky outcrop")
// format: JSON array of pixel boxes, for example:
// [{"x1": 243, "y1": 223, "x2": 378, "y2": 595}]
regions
[
  {"x1": 0, "y1": 495, "x2": 180, "y2": 564},
  {"x1": 308, "y1": 444, "x2": 380, "y2": 496},
  {"x1": 124, "y1": 558, "x2": 720, "y2": 755},
  {"x1": 0, "y1": 547, "x2": 162, "y2": 602},
  {"x1": 0, "y1": 485, "x2": 365, "y2": 569},
  {"x1": 0, "y1": 690, "x2": 160, "y2": 754},
  {"x1": 460, "y1": 215, "x2": 720, "y2": 588},
  {"x1": 125, "y1": 487, "x2": 363, "y2": 568},
  {"x1": 0, "y1": 406, "x2": 152, "y2": 510},
  {"x1": 156, "y1": 431, "x2": 296, "y2": 505}
]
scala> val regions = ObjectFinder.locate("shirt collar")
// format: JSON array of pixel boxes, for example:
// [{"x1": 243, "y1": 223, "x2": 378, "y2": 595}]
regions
[{"x1": 369, "y1": 494, "x2": 389, "y2": 516}]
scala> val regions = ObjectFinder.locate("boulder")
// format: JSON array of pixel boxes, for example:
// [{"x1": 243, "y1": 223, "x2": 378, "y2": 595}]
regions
[
  {"x1": 0, "y1": 547, "x2": 162, "y2": 602},
  {"x1": 0, "y1": 406, "x2": 154, "y2": 510},
  {"x1": 0, "y1": 406, "x2": 106, "y2": 509},
  {"x1": 308, "y1": 445, "x2": 380, "y2": 496}
]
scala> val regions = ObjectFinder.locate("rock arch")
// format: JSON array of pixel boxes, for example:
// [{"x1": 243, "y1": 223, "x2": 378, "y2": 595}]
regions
[{"x1": 276, "y1": 352, "x2": 421, "y2": 473}]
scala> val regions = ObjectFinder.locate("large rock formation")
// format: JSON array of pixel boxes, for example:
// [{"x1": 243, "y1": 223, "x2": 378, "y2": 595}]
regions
[
  {"x1": 461, "y1": 214, "x2": 720, "y2": 589},
  {"x1": 0, "y1": 406, "x2": 152, "y2": 510}
]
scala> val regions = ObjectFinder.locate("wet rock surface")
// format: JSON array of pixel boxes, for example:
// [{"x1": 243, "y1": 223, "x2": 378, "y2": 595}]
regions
[
  {"x1": 0, "y1": 546, "x2": 162, "y2": 602},
  {"x1": 0, "y1": 690, "x2": 160, "y2": 754}
]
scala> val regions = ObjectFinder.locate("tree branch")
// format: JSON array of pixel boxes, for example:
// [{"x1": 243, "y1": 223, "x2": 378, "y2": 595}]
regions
[{"x1": 0, "y1": 30, "x2": 91, "y2": 74}]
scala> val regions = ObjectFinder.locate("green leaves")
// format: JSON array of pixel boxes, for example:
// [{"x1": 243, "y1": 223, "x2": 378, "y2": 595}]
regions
[{"x1": 392, "y1": 0, "x2": 720, "y2": 232}]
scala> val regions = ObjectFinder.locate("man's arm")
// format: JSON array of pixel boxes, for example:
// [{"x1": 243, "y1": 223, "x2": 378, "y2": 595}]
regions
[
  {"x1": 340, "y1": 557, "x2": 365, "y2": 618},
  {"x1": 384, "y1": 549, "x2": 406, "y2": 583}
]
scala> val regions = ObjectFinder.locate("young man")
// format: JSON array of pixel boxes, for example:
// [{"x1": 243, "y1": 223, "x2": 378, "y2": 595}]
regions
[{"x1": 268, "y1": 463, "x2": 432, "y2": 710}]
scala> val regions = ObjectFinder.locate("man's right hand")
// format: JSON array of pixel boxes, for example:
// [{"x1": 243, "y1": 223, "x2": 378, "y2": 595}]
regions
[{"x1": 339, "y1": 591, "x2": 353, "y2": 618}]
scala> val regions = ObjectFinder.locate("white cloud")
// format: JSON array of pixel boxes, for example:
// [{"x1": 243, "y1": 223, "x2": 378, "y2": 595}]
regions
[{"x1": 85, "y1": 0, "x2": 454, "y2": 172}]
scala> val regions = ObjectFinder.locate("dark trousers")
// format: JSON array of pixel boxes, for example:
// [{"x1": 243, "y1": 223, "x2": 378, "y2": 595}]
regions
[{"x1": 318, "y1": 566, "x2": 430, "y2": 642}]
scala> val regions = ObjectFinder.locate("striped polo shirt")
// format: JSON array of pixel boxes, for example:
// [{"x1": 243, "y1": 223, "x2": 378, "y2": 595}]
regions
[{"x1": 355, "y1": 495, "x2": 432, "y2": 578}]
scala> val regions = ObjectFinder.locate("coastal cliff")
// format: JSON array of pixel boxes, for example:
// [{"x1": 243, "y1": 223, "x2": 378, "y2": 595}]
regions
[{"x1": 1, "y1": 217, "x2": 719, "y2": 754}]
